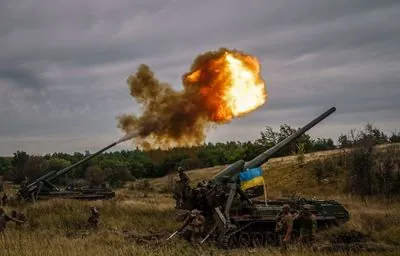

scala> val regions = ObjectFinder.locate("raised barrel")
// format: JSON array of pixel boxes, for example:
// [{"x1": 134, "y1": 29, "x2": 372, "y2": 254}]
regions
[
  {"x1": 243, "y1": 107, "x2": 336, "y2": 170},
  {"x1": 210, "y1": 107, "x2": 336, "y2": 183}
]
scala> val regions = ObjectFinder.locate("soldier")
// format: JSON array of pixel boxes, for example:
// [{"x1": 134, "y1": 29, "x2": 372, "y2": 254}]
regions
[
  {"x1": 185, "y1": 209, "x2": 206, "y2": 242},
  {"x1": 16, "y1": 191, "x2": 24, "y2": 204},
  {"x1": 0, "y1": 207, "x2": 24, "y2": 232},
  {"x1": 177, "y1": 167, "x2": 190, "y2": 186},
  {"x1": 12, "y1": 210, "x2": 27, "y2": 228},
  {"x1": 20, "y1": 176, "x2": 28, "y2": 190},
  {"x1": 174, "y1": 167, "x2": 190, "y2": 208},
  {"x1": 296, "y1": 204, "x2": 317, "y2": 245},
  {"x1": 275, "y1": 204, "x2": 293, "y2": 248},
  {"x1": 290, "y1": 208, "x2": 299, "y2": 219},
  {"x1": 87, "y1": 207, "x2": 100, "y2": 229},
  {"x1": 1, "y1": 193, "x2": 8, "y2": 206}
]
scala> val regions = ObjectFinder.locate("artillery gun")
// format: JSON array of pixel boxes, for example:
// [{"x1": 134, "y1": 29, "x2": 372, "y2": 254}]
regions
[
  {"x1": 17, "y1": 132, "x2": 137, "y2": 203},
  {"x1": 173, "y1": 107, "x2": 350, "y2": 248}
]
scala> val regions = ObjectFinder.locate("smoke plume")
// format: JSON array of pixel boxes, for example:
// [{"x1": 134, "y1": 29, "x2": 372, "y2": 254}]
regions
[{"x1": 117, "y1": 47, "x2": 267, "y2": 150}]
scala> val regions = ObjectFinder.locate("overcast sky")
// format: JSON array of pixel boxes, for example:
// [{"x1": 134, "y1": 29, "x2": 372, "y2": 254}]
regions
[{"x1": 1, "y1": 0, "x2": 399, "y2": 156}]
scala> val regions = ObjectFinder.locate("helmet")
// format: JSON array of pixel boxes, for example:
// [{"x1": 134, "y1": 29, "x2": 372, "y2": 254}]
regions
[
  {"x1": 177, "y1": 167, "x2": 184, "y2": 172},
  {"x1": 302, "y1": 204, "x2": 313, "y2": 211},
  {"x1": 282, "y1": 204, "x2": 290, "y2": 210}
]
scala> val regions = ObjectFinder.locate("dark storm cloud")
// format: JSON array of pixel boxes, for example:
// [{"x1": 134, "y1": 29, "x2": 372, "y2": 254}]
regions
[{"x1": 0, "y1": 0, "x2": 399, "y2": 155}]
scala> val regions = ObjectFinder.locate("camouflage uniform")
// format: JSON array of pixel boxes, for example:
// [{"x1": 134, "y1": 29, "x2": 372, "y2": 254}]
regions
[
  {"x1": 20, "y1": 176, "x2": 28, "y2": 190},
  {"x1": 87, "y1": 207, "x2": 100, "y2": 229},
  {"x1": 1, "y1": 193, "x2": 8, "y2": 206},
  {"x1": 178, "y1": 169, "x2": 190, "y2": 186},
  {"x1": 275, "y1": 204, "x2": 293, "y2": 247},
  {"x1": 174, "y1": 167, "x2": 190, "y2": 208},
  {"x1": 185, "y1": 209, "x2": 205, "y2": 242},
  {"x1": 11, "y1": 210, "x2": 27, "y2": 229},
  {"x1": 297, "y1": 204, "x2": 317, "y2": 245},
  {"x1": 0, "y1": 208, "x2": 23, "y2": 232}
]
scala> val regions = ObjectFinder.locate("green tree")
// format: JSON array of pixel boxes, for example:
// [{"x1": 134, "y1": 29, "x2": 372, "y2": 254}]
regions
[
  {"x1": 7, "y1": 151, "x2": 29, "y2": 182},
  {"x1": 84, "y1": 165, "x2": 107, "y2": 185},
  {"x1": 0, "y1": 158, "x2": 11, "y2": 176}
]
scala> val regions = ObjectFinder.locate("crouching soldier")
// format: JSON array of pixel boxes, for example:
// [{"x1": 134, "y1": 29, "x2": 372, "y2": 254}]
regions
[
  {"x1": 87, "y1": 207, "x2": 99, "y2": 229},
  {"x1": 0, "y1": 207, "x2": 24, "y2": 233},
  {"x1": 296, "y1": 204, "x2": 317, "y2": 245},
  {"x1": 11, "y1": 210, "x2": 27, "y2": 229},
  {"x1": 275, "y1": 204, "x2": 293, "y2": 248},
  {"x1": 186, "y1": 209, "x2": 205, "y2": 242}
]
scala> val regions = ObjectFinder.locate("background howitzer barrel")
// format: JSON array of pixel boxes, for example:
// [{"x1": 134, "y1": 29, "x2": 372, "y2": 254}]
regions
[
  {"x1": 24, "y1": 141, "x2": 118, "y2": 190},
  {"x1": 48, "y1": 141, "x2": 117, "y2": 182},
  {"x1": 210, "y1": 107, "x2": 336, "y2": 184},
  {"x1": 17, "y1": 130, "x2": 138, "y2": 201}
]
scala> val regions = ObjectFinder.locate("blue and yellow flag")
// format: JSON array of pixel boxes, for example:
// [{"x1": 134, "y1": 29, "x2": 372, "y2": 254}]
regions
[{"x1": 239, "y1": 167, "x2": 265, "y2": 191}]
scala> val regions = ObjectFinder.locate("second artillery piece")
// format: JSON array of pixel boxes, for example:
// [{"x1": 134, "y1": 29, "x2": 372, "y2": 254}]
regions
[
  {"x1": 17, "y1": 132, "x2": 138, "y2": 203},
  {"x1": 172, "y1": 107, "x2": 350, "y2": 248}
]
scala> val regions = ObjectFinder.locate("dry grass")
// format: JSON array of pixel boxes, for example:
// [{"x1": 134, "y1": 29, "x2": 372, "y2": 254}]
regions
[
  {"x1": 2, "y1": 146, "x2": 400, "y2": 255},
  {"x1": 2, "y1": 194, "x2": 399, "y2": 256}
]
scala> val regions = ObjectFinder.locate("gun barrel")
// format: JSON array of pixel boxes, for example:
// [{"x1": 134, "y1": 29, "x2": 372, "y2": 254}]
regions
[
  {"x1": 211, "y1": 160, "x2": 245, "y2": 184},
  {"x1": 244, "y1": 106, "x2": 336, "y2": 170},
  {"x1": 209, "y1": 107, "x2": 336, "y2": 184},
  {"x1": 49, "y1": 141, "x2": 118, "y2": 181},
  {"x1": 23, "y1": 141, "x2": 118, "y2": 191}
]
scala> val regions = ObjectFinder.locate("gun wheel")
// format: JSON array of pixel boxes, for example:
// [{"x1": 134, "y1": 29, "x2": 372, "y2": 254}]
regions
[
  {"x1": 265, "y1": 232, "x2": 278, "y2": 245},
  {"x1": 251, "y1": 232, "x2": 264, "y2": 247},
  {"x1": 238, "y1": 232, "x2": 251, "y2": 247},
  {"x1": 217, "y1": 234, "x2": 237, "y2": 249}
]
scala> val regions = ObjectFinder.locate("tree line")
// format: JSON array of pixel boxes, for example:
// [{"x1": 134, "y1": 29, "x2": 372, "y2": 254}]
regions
[{"x1": 0, "y1": 123, "x2": 399, "y2": 189}]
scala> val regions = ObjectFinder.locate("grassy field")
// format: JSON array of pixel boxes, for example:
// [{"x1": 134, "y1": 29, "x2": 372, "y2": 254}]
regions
[{"x1": 1, "y1": 148, "x2": 400, "y2": 256}]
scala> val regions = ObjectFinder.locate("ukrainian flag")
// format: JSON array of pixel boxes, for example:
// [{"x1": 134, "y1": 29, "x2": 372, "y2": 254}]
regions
[{"x1": 239, "y1": 167, "x2": 265, "y2": 191}]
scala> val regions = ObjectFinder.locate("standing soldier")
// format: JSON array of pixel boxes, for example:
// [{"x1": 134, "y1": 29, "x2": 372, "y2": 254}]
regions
[
  {"x1": 296, "y1": 204, "x2": 317, "y2": 245},
  {"x1": 275, "y1": 204, "x2": 293, "y2": 248},
  {"x1": 87, "y1": 207, "x2": 100, "y2": 229},
  {"x1": 0, "y1": 207, "x2": 24, "y2": 232},
  {"x1": 174, "y1": 167, "x2": 191, "y2": 208},
  {"x1": 177, "y1": 167, "x2": 190, "y2": 188}
]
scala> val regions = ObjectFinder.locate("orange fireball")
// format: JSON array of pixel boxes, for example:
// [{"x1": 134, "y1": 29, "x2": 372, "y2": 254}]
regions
[
  {"x1": 118, "y1": 48, "x2": 268, "y2": 149},
  {"x1": 184, "y1": 50, "x2": 267, "y2": 122}
]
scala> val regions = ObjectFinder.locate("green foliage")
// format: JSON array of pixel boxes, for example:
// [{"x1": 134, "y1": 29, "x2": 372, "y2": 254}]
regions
[
  {"x1": 46, "y1": 158, "x2": 71, "y2": 171},
  {"x1": 0, "y1": 157, "x2": 11, "y2": 176},
  {"x1": 341, "y1": 125, "x2": 400, "y2": 202},
  {"x1": 7, "y1": 150, "x2": 29, "y2": 182},
  {"x1": 312, "y1": 157, "x2": 341, "y2": 184},
  {"x1": 84, "y1": 165, "x2": 107, "y2": 185},
  {"x1": 0, "y1": 122, "x2": 397, "y2": 190}
]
